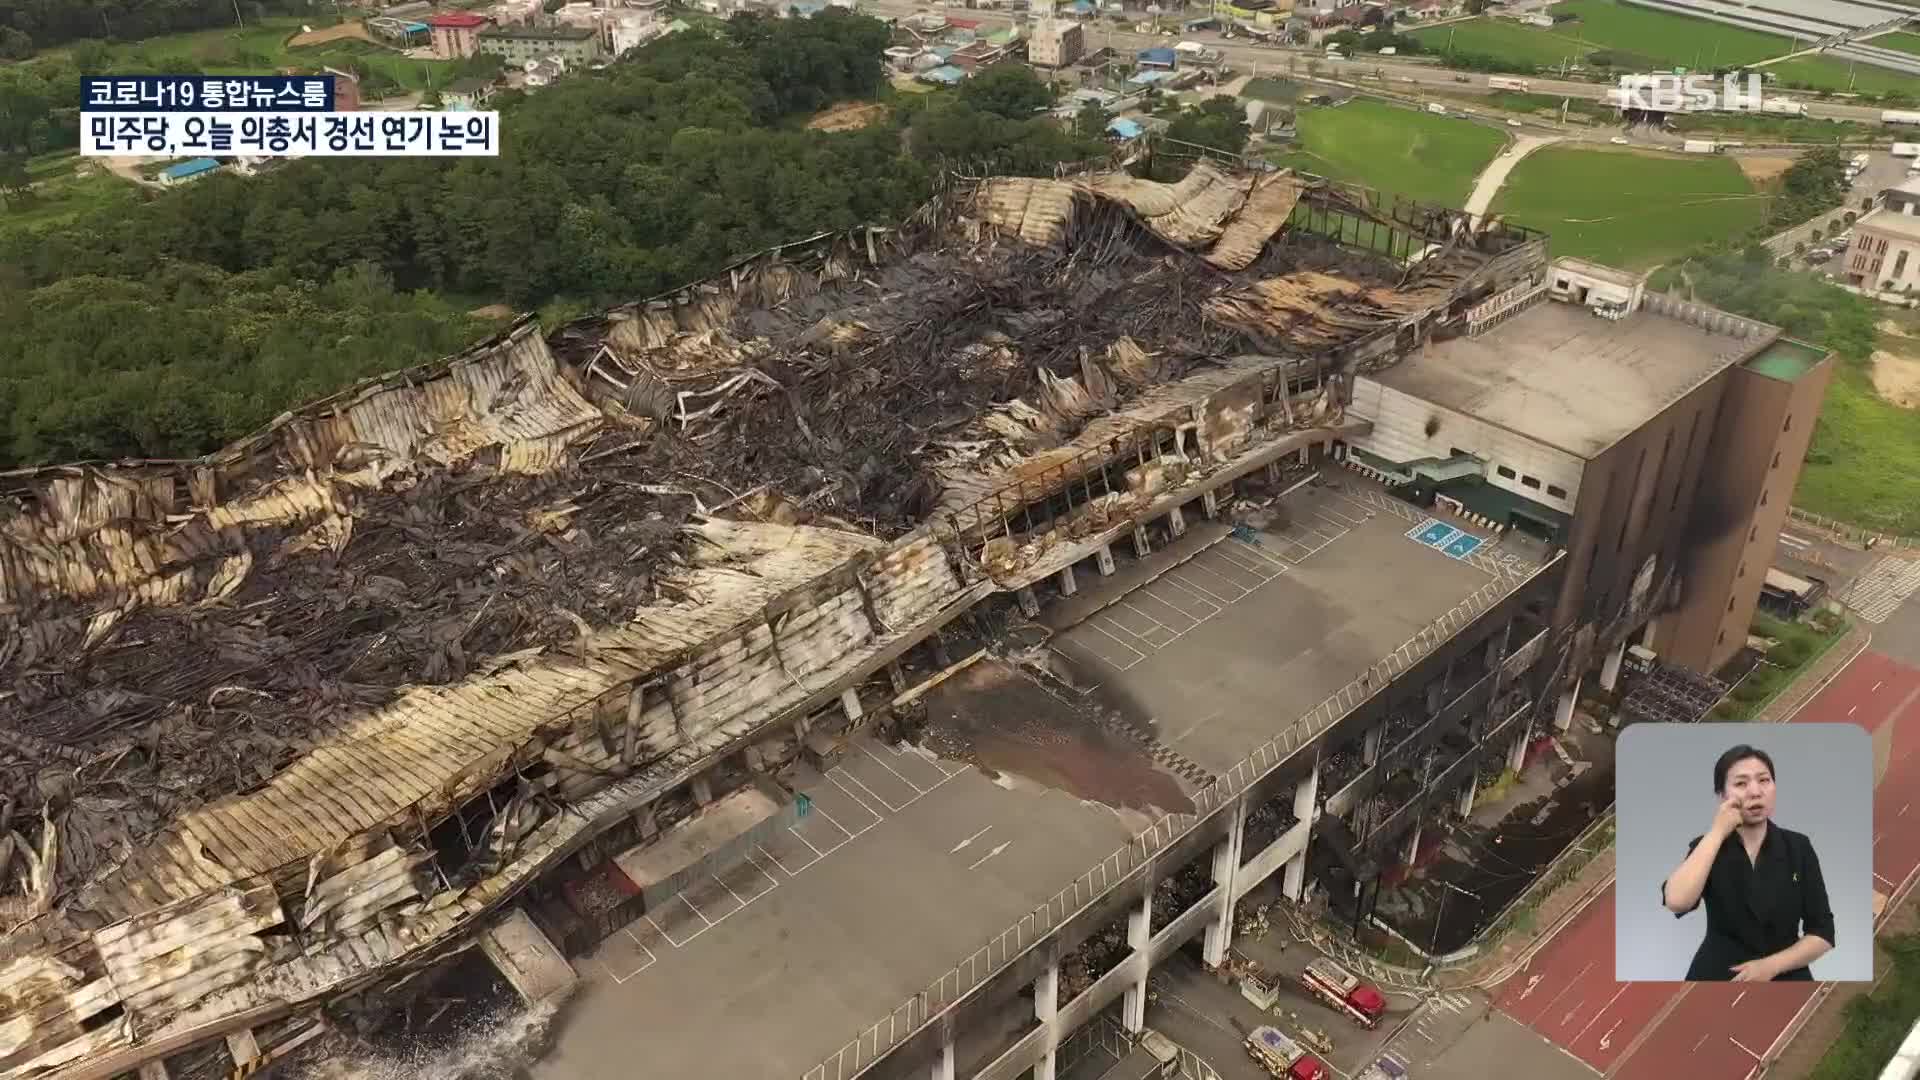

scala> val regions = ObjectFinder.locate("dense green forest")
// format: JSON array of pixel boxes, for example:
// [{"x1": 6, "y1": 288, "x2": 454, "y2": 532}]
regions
[{"x1": 0, "y1": 13, "x2": 1112, "y2": 466}]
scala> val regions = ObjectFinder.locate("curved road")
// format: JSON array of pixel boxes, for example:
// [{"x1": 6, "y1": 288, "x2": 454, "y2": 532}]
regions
[
  {"x1": 1463, "y1": 133, "x2": 1558, "y2": 219},
  {"x1": 874, "y1": 1, "x2": 1892, "y2": 124}
]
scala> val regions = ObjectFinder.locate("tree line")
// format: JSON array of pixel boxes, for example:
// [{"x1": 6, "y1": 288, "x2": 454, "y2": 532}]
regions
[
  {"x1": 0, "y1": 0, "x2": 302, "y2": 58},
  {"x1": 0, "y1": 13, "x2": 1116, "y2": 467}
]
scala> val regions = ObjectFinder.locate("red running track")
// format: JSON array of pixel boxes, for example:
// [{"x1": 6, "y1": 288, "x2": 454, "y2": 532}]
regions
[{"x1": 1490, "y1": 648, "x2": 1920, "y2": 1078}]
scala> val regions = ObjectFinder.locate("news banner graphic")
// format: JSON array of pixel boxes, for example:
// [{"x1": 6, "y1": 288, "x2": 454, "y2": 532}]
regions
[{"x1": 80, "y1": 75, "x2": 498, "y2": 158}]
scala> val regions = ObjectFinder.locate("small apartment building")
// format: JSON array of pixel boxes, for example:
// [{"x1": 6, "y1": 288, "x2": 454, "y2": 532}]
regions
[
  {"x1": 1843, "y1": 207, "x2": 1920, "y2": 293},
  {"x1": 427, "y1": 12, "x2": 491, "y2": 59},
  {"x1": 1882, "y1": 176, "x2": 1920, "y2": 217},
  {"x1": 1029, "y1": 19, "x2": 1085, "y2": 66},
  {"x1": 479, "y1": 24, "x2": 603, "y2": 67}
]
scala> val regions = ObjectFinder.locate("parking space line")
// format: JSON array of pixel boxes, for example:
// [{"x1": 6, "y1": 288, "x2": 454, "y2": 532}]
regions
[
  {"x1": 861, "y1": 744, "x2": 930, "y2": 795},
  {"x1": 1156, "y1": 574, "x2": 1225, "y2": 613},
  {"x1": 758, "y1": 841, "x2": 808, "y2": 877},
  {"x1": 1170, "y1": 568, "x2": 1238, "y2": 604},
  {"x1": 1181, "y1": 560, "x2": 1251, "y2": 597},
  {"x1": 601, "y1": 927, "x2": 658, "y2": 984},
  {"x1": 1127, "y1": 587, "x2": 1202, "y2": 628},
  {"x1": 830, "y1": 769, "x2": 892, "y2": 818},
  {"x1": 831, "y1": 761, "x2": 902, "y2": 815},
  {"x1": 1084, "y1": 619, "x2": 1148, "y2": 658},
  {"x1": 1208, "y1": 542, "x2": 1272, "y2": 577},
  {"x1": 1228, "y1": 536, "x2": 1294, "y2": 571}
]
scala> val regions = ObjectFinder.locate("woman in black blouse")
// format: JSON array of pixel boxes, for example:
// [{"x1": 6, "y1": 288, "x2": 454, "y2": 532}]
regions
[{"x1": 1660, "y1": 744, "x2": 1836, "y2": 982}]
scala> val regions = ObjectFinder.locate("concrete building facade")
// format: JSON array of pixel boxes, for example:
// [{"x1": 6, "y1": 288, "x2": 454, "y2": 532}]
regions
[
  {"x1": 426, "y1": 11, "x2": 490, "y2": 58},
  {"x1": 479, "y1": 23, "x2": 604, "y2": 67},
  {"x1": 1844, "y1": 206, "x2": 1920, "y2": 292},
  {"x1": 1028, "y1": 19, "x2": 1086, "y2": 67}
]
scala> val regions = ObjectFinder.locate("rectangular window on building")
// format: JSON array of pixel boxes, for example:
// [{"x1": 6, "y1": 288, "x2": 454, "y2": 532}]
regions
[
  {"x1": 1547, "y1": 484, "x2": 1567, "y2": 498},
  {"x1": 1897, "y1": 250, "x2": 1911, "y2": 278},
  {"x1": 1521, "y1": 475, "x2": 1541, "y2": 489},
  {"x1": 1497, "y1": 465, "x2": 1516, "y2": 479}
]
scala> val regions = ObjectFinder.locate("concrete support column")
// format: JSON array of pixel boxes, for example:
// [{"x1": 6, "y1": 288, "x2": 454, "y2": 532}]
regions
[
  {"x1": 1404, "y1": 820, "x2": 1423, "y2": 866},
  {"x1": 1202, "y1": 489, "x2": 1219, "y2": 519},
  {"x1": 1058, "y1": 565, "x2": 1078, "y2": 598},
  {"x1": 1096, "y1": 545, "x2": 1116, "y2": 576},
  {"x1": 1554, "y1": 677, "x2": 1580, "y2": 732},
  {"x1": 1123, "y1": 891, "x2": 1152, "y2": 1033},
  {"x1": 841, "y1": 687, "x2": 865, "y2": 724},
  {"x1": 1168, "y1": 507, "x2": 1188, "y2": 539},
  {"x1": 1202, "y1": 798, "x2": 1249, "y2": 969},
  {"x1": 1132, "y1": 525, "x2": 1152, "y2": 559},
  {"x1": 1599, "y1": 638, "x2": 1626, "y2": 692},
  {"x1": 1298, "y1": 446, "x2": 1311, "y2": 466},
  {"x1": 1459, "y1": 779, "x2": 1476, "y2": 819},
  {"x1": 887, "y1": 661, "x2": 909, "y2": 695},
  {"x1": 1508, "y1": 726, "x2": 1529, "y2": 773},
  {"x1": 930, "y1": 1040, "x2": 955, "y2": 1080},
  {"x1": 792, "y1": 718, "x2": 810, "y2": 745},
  {"x1": 1640, "y1": 617, "x2": 1659, "y2": 648},
  {"x1": 1266, "y1": 461, "x2": 1282, "y2": 484},
  {"x1": 1017, "y1": 587, "x2": 1041, "y2": 618},
  {"x1": 1362, "y1": 723, "x2": 1383, "y2": 766},
  {"x1": 691, "y1": 775, "x2": 714, "y2": 806},
  {"x1": 1034, "y1": 959, "x2": 1060, "y2": 1080},
  {"x1": 1283, "y1": 762, "x2": 1320, "y2": 902}
]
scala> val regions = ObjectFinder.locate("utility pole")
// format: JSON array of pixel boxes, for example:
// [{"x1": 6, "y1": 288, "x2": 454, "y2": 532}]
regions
[{"x1": 1429, "y1": 880, "x2": 1480, "y2": 957}]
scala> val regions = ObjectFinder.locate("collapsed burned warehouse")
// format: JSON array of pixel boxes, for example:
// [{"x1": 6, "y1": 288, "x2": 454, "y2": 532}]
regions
[{"x1": 0, "y1": 160, "x2": 1548, "y2": 1080}]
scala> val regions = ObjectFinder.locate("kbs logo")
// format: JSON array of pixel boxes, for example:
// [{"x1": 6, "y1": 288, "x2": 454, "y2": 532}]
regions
[{"x1": 1610, "y1": 73, "x2": 1765, "y2": 112}]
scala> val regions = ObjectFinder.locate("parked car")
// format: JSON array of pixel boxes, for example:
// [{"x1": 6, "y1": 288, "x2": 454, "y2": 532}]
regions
[{"x1": 1609, "y1": 136, "x2": 1629, "y2": 144}]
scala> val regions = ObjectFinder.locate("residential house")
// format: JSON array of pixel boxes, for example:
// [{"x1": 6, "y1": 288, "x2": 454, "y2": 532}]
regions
[
  {"x1": 445, "y1": 77, "x2": 497, "y2": 109},
  {"x1": 1029, "y1": 18, "x2": 1084, "y2": 66},
  {"x1": 1843, "y1": 207, "x2": 1920, "y2": 293},
  {"x1": 479, "y1": 24, "x2": 603, "y2": 67},
  {"x1": 427, "y1": 12, "x2": 491, "y2": 58},
  {"x1": 522, "y1": 57, "x2": 567, "y2": 86}
]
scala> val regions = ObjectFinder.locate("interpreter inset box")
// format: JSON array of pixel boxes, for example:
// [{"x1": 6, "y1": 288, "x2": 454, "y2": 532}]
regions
[{"x1": 1615, "y1": 722, "x2": 1872, "y2": 982}]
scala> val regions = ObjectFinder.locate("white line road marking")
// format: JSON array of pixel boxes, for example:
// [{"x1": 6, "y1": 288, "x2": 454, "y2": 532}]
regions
[
  {"x1": 1875, "y1": 681, "x2": 1885, "y2": 692},
  {"x1": 1877, "y1": 871, "x2": 1897, "y2": 888},
  {"x1": 1518, "y1": 974, "x2": 1543, "y2": 1001},
  {"x1": 968, "y1": 841, "x2": 1012, "y2": 871},
  {"x1": 952, "y1": 825, "x2": 993, "y2": 854},
  {"x1": 1851, "y1": 705, "x2": 1858, "y2": 716},
  {"x1": 861, "y1": 744, "x2": 929, "y2": 795},
  {"x1": 1571, "y1": 985, "x2": 1629, "y2": 1045},
  {"x1": 835, "y1": 763, "x2": 901, "y2": 814}
]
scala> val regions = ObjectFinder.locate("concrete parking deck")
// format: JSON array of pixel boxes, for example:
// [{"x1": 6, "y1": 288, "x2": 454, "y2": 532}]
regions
[{"x1": 537, "y1": 481, "x2": 1540, "y2": 1080}]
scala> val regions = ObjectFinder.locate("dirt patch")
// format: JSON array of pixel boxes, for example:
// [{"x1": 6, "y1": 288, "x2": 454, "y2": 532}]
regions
[
  {"x1": 1736, "y1": 155, "x2": 1795, "y2": 185},
  {"x1": 805, "y1": 101, "x2": 888, "y2": 132},
  {"x1": 919, "y1": 657, "x2": 1195, "y2": 816},
  {"x1": 289, "y1": 22, "x2": 376, "y2": 48},
  {"x1": 1871, "y1": 347, "x2": 1920, "y2": 409},
  {"x1": 469, "y1": 303, "x2": 516, "y2": 321}
]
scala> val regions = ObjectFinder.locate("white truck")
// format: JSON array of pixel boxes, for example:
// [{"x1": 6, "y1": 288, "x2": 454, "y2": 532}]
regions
[
  {"x1": 1683, "y1": 139, "x2": 1718, "y2": 154},
  {"x1": 1426, "y1": 102, "x2": 1446, "y2": 115},
  {"x1": 1487, "y1": 76, "x2": 1530, "y2": 91},
  {"x1": 1761, "y1": 98, "x2": 1805, "y2": 116},
  {"x1": 1893, "y1": 142, "x2": 1920, "y2": 159},
  {"x1": 1883, "y1": 109, "x2": 1920, "y2": 126}
]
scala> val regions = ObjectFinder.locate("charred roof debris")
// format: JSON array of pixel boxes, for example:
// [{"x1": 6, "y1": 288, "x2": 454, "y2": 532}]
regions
[{"x1": 0, "y1": 162, "x2": 1546, "y2": 1080}]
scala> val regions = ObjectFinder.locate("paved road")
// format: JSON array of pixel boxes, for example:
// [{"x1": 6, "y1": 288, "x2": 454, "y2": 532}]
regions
[
  {"x1": 1463, "y1": 134, "x2": 1558, "y2": 219},
  {"x1": 872, "y1": 1, "x2": 1892, "y2": 124},
  {"x1": 1766, "y1": 150, "x2": 1909, "y2": 262}
]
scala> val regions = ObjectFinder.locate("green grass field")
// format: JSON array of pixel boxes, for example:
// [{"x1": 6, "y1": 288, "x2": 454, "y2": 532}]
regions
[
  {"x1": 1865, "y1": 30, "x2": 1920, "y2": 57},
  {"x1": 49, "y1": 17, "x2": 454, "y2": 92},
  {"x1": 1489, "y1": 146, "x2": 1764, "y2": 268},
  {"x1": 1409, "y1": 0, "x2": 1920, "y2": 94},
  {"x1": 1807, "y1": 935, "x2": 1920, "y2": 1080},
  {"x1": 1264, "y1": 99, "x2": 1506, "y2": 208},
  {"x1": 1797, "y1": 353, "x2": 1920, "y2": 537},
  {"x1": 1, "y1": 159, "x2": 140, "y2": 239}
]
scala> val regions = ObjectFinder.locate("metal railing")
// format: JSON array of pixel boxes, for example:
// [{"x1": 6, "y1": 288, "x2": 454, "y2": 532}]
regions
[
  {"x1": 1788, "y1": 506, "x2": 1919, "y2": 552},
  {"x1": 800, "y1": 548, "x2": 1566, "y2": 1080},
  {"x1": 1501, "y1": 628, "x2": 1548, "y2": 682}
]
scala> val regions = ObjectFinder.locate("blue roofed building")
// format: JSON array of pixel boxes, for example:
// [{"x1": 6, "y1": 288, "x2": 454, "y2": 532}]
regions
[
  {"x1": 1126, "y1": 69, "x2": 1175, "y2": 88},
  {"x1": 158, "y1": 158, "x2": 222, "y2": 186},
  {"x1": 918, "y1": 64, "x2": 967, "y2": 86},
  {"x1": 1137, "y1": 46, "x2": 1177, "y2": 69},
  {"x1": 1106, "y1": 117, "x2": 1144, "y2": 140}
]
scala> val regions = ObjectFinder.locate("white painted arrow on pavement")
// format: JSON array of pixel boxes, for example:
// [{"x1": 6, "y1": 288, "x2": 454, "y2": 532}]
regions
[
  {"x1": 1519, "y1": 974, "x2": 1543, "y2": 1001},
  {"x1": 969, "y1": 841, "x2": 1012, "y2": 871},
  {"x1": 1599, "y1": 1020, "x2": 1620, "y2": 1051},
  {"x1": 951, "y1": 826, "x2": 992, "y2": 854}
]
